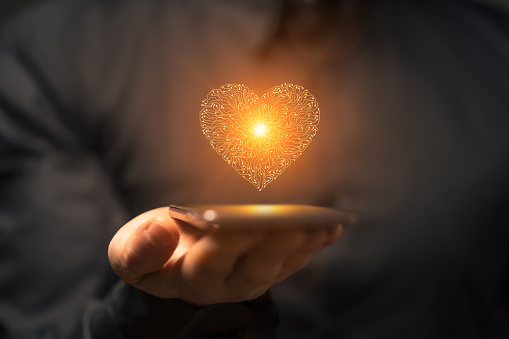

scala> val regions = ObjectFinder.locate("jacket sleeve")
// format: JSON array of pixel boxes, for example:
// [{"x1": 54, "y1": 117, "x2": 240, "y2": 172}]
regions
[
  {"x1": 0, "y1": 5, "x2": 132, "y2": 336},
  {"x1": 0, "y1": 2, "x2": 278, "y2": 338}
]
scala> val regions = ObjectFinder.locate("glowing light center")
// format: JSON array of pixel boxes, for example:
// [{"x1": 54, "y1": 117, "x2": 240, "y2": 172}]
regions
[{"x1": 253, "y1": 122, "x2": 268, "y2": 137}]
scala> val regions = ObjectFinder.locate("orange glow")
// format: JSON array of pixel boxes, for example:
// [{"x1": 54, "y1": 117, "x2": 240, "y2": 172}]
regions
[
  {"x1": 200, "y1": 83, "x2": 320, "y2": 191},
  {"x1": 253, "y1": 122, "x2": 268, "y2": 137}
]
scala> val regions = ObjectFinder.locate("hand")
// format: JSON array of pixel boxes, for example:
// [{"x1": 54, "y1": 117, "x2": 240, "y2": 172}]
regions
[{"x1": 108, "y1": 207, "x2": 343, "y2": 305}]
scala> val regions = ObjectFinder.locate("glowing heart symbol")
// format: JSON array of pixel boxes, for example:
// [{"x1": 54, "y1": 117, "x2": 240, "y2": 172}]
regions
[{"x1": 200, "y1": 83, "x2": 320, "y2": 191}]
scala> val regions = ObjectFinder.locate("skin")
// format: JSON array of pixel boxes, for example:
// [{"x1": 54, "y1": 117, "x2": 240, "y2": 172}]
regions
[{"x1": 108, "y1": 207, "x2": 343, "y2": 305}]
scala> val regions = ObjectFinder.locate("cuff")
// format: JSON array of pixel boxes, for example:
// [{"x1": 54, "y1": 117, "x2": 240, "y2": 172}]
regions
[{"x1": 85, "y1": 281, "x2": 279, "y2": 339}]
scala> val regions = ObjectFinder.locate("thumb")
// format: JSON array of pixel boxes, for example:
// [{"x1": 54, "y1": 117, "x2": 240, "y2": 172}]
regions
[{"x1": 109, "y1": 210, "x2": 179, "y2": 285}]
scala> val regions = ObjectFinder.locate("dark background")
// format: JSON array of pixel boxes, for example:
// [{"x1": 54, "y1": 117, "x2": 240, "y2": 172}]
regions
[
  {"x1": 0, "y1": 0, "x2": 42, "y2": 29},
  {"x1": 2, "y1": 0, "x2": 509, "y2": 30}
]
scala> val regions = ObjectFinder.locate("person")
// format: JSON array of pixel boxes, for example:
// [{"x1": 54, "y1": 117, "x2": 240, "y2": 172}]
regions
[{"x1": 1, "y1": 0, "x2": 509, "y2": 338}]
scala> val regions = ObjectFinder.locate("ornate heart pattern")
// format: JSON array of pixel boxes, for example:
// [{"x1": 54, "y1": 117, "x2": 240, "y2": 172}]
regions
[{"x1": 200, "y1": 83, "x2": 320, "y2": 191}]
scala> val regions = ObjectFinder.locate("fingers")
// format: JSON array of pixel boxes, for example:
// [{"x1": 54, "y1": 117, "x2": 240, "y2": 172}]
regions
[
  {"x1": 275, "y1": 225, "x2": 343, "y2": 283},
  {"x1": 108, "y1": 208, "x2": 180, "y2": 286},
  {"x1": 176, "y1": 230, "x2": 264, "y2": 303},
  {"x1": 225, "y1": 230, "x2": 304, "y2": 299},
  {"x1": 178, "y1": 225, "x2": 343, "y2": 304},
  {"x1": 175, "y1": 229, "x2": 303, "y2": 304},
  {"x1": 182, "y1": 231, "x2": 263, "y2": 280}
]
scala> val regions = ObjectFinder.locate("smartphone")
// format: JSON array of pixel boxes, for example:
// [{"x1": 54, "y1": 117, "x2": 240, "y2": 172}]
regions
[{"x1": 169, "y1": 204, "x2": 355, "y2": 231}]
